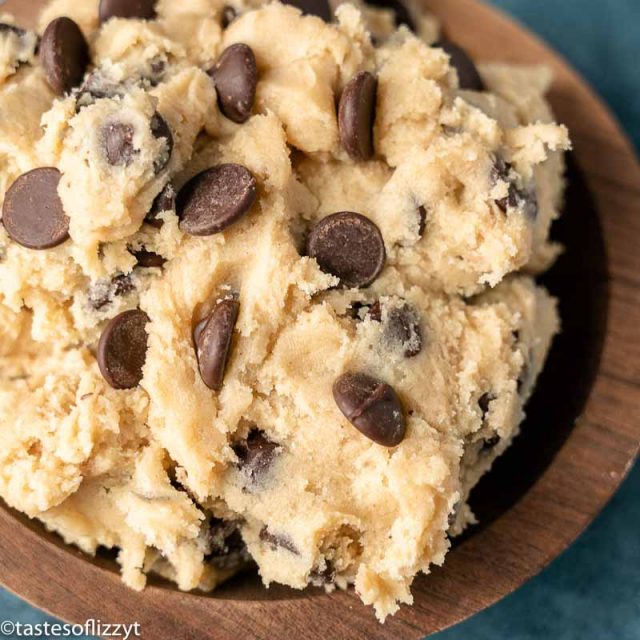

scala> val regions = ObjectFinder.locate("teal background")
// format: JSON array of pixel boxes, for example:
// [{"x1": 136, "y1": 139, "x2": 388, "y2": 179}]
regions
[{"x1": 1, "y1": 1, "x2": 639, "y2": 638}]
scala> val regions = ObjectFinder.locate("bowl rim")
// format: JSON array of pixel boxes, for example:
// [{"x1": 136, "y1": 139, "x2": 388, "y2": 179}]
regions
[{"x1": 1, "y1": 0, "x2": 639, "y2": 638}]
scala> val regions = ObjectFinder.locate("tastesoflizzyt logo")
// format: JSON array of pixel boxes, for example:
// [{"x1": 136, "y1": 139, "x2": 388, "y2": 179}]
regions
[{"x1": 0, "y1": 618, "x2": 141, "y2": 638}]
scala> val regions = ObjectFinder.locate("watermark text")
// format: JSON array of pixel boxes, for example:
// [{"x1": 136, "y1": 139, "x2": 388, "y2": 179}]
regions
[{"x1": 0, "y1": 619, "x2": 141, "y2": 638}]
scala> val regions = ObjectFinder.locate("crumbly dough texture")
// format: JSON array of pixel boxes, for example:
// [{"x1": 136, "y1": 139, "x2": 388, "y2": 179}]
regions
[{"x1": 0, "y1": 0, "x2": 569, "y2": 622}]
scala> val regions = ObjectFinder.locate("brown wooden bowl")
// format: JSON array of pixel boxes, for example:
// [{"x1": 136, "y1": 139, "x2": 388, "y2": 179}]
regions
[{"x1": 1, "y1": 0, "x2": 639, "y2": 638}]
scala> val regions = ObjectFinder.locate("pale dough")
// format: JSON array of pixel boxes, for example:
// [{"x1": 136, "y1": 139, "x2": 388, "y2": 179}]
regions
[{"x1": 0, "y1": 0, "x2": 568, "y2": 622}]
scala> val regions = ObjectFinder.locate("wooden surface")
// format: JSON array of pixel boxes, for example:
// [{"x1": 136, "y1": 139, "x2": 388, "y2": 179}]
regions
[{"x1": 1, "y1": 0, "x2": 640, "y2": 638}]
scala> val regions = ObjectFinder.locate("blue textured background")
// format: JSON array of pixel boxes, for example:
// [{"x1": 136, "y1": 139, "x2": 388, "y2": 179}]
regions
[{"x1": 1, "y1": 1, "x2": 639, "y2": 638}]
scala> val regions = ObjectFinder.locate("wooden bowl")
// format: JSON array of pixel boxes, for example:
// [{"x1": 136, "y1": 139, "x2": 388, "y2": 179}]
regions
[{"x1": 1, "y1": 0, "x2": 639, "y2": 637}]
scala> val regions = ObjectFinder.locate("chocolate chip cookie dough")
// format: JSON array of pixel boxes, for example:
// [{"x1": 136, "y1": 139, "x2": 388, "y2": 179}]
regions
[{"x1": 0, "y1": 0, "x2": 569, "y2": 622}]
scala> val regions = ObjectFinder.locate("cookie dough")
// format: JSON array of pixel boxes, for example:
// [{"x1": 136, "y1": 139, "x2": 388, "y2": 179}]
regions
[{"x1": 0, "y1": 0, "x2": 568, "y2": 622}]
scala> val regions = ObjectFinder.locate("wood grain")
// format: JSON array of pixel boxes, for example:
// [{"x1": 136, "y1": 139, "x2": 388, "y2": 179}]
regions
[{"x1": 1, "y1": 1, "x2": 639, "y2": 638}]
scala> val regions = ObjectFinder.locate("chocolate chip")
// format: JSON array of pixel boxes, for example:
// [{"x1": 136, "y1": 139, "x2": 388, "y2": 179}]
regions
[
  {"x1": 306, "y1": 212, "x2": 385, "y2": 288},
  {"x1": 478, "y1": 392, "x2": 495, "y2": 420},
  {"x1": 133, "y1": 249, "x2": 165, "y2": 268},
  {"x1": 492, "y1": 158, "x2": 538, "y2": 218},
  {"x1": 418, "y1": 205, "x2": 427, "y2": 237},
  {"x1": 99, "y1": 0, "x2": 157, "y2": 23},
  {"x1": 150, "y1": 112, "x2": 173, "y2": 173},
  {"x1": 177, "y1": 164, "x2": 257, "y2": 236},
  {"x1": 39, "y1": 17, "x2": 89, "y2": 95},
  {"x1": 364, "y1": 0, "x2": 415, "y2": 30},
  {"x1": 338, "y1": 71, "x2": 377, "y2": 161},
  {"x1": 492, "y1": 158, "x2": 515, "y2": 209},
  {"x1": 355, "y1": 300, "x2": 422, "y2": 358},
  {"x1": 193, "y1": 299, "x2": 240, "y2": 391},
  {"x1": 282, "y1": 0, "x2": 332, "y2": 21},
  {"x1": 259, "y1": 527, "x2": 299, "y2": 554},
  {"x1": 101, "y1": 114, "x2": 171, "y2": 171},
  {"x1": 97, "y1": 309, "x2": 149, "y2": 389},
  {"x1": 232, "y1": 429, "x2": 281, "y2": 485},
  {"x1": 221, "y1": 6, "x2": 237, "y2": 28},
  {"x1": 333, "y1": 372, "x2": 406, "y2": 447},
  {"x1": 146, "y1": 182, "x2": 176, "y2": 228},
  {"x1": 208, "y1": 43, "x2": 257, "y2": 124},
  {"x1": 384, "y1": 303, "x2": 422, "y2": 358},
  {"x1": 88, "y1": 274, "x2": 134, "y2": 310},
  {"x1": 103, "y1": 121, "x2": 136, "y2": 166},
  {"x1": 436, "y1": 41, "x2": 484, "y2": 92},
  {"x1": 2, "y1": 168, "x2": 69, "y2": 250}
]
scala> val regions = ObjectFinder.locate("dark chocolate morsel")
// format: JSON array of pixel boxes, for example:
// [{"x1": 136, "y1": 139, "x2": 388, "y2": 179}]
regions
[
  {"x1": 97, "y1": 309, "x2": 150, "y2": 389},
  {"x1": 208, "y1": 43, "x2": 257, "y2": 124},
  {"x1": 492, "y1": 157, "x2": 538, "y2": 218},
  {"x1": 306, "y1": 212, "x2": 386, "y2": 288},
  {"x1": 384, "y1": 303, "x2": 423, "y2": 358},
  {"x1": 418, "y1": 205, "x2": 427, "y2": 237},
  {"x1": 103, "y1": 121, "x2": 136, "y2": 166},
  {"x1": 39, "y1": 17, "x2": 89, "y2": 95},
  {"x1": 87, "y1": 274, "x2": 134, "y2": 310},
  {"x1": 478, "y1": 392, "x2": 495, "y2": 419},
  {"x1": 333, "y1": 372, "x2": 406, "y2": 447},
  {"x1": 194, "y1": 299, "x2": 240, "y2": 390},
  {"x1": 150, "y1": 112, "x2": 173, "y2": 173},
  {"x1": 282, "y1": 0, "x2": 332, "y2": 22},
  {"x1": 338, "y1": 71, "x2": 377, "y2": 161},
  {"x1": 145, "y1": 182, "x2": 176, "y2": 228},
  {"x1": 99, "y1": 0, "x2": 157, "y2": 24},
  {"x1": 232, "y1": 429, "x2": 281, "y2": 486},
  {"x1": 2, "y1": 168, "x2": 69, "y2": 250},
  {"x1": 436, "y1": 40, "x2": 485, "y2": 92},
  {"x1": 177, "y1": 164, "x2": 257, "y2": 236}
]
